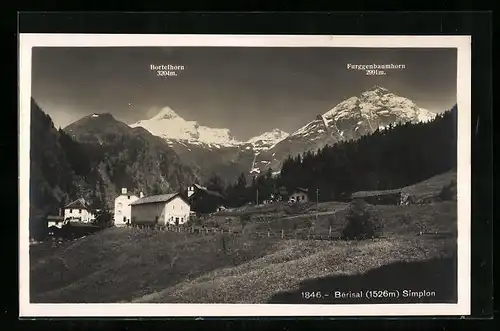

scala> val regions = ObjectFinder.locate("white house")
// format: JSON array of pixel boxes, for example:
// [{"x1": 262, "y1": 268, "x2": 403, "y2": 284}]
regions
[
  {"x1": 114, "y1": 188, "x2": 141, "y2": 227},
  {"x1": 63, "y1": 198, "x2": 96, "y2": 223},
  {"x1": 288, "y1": 188, "x2": 309, "y2": 203},
  {"x1": 130, "y1": 193, "x2": 191, "y2": 227}
]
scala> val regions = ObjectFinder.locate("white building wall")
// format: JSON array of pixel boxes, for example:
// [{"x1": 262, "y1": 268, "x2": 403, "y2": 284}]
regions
[
  {"x1": 164, "y1": 196, "x2": 190, "y2": 225},
  {"x1": 289, "y1": 192, "x2": 309, "y2": 203},
  {"x1": 63, "y1": 208, "x2": 95, "y2": 223},
  {"x1": 114, "y1": 194, "x2": 139, "y2": 226},
  {"x1": 48, "y1": 220, "x2": 64, "y2": 229},
  {"x1": 131, "y1": 196, "x2": 191, "y2": 226}
]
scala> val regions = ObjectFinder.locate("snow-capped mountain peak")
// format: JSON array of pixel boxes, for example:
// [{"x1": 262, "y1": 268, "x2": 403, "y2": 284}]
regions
[
  {"x1": 246, "y1": 128, "x2": 290, "y2": 152},
  {"x1": 364, "y1": 85, "x2": 390, "y2": 94},
  {"x1": 320, "y1": 86, "x2": 436, "y2": 131},
  {"x1": 247, "y1": 128, "x2": 289, "y2": 144},
  {"x1": 150, "y1": 106, "x2": 181, "y2": 120},
  {"x1": 252, "y1": 86, "x2": 439, "y2": 174},
  {"x1": 130, "y1": 107, "x2": 241, "y2": 147}
]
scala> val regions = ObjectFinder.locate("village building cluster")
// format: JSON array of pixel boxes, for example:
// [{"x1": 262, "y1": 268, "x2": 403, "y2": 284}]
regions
[{"x1": 46, "y1": 184, "x2": 322, "y2": 233}]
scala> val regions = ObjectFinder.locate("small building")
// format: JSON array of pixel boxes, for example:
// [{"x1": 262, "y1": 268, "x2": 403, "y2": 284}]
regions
[
  {"x1": 114, "y1": 188, "x2": 142, "y2": 227},
  {"x1": 186, "y1": 184, "x2": 225, "y2": 214},
  {"x1": 63, "y1": 198, "x2": 96, "y2": 223},
  {"x1": 130, "y1": 193, "x2": 191, "y2": 227},
  {"x1": 288, "y1": 187, "x2": 309, "y2": 203},
  {"x1": 47, "y1": 215, "x2": 64, "y2": 229}
]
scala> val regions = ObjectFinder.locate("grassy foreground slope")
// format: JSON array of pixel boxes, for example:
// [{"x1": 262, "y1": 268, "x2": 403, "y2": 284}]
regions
[
  {"x1": 30, "y1": 201, "x2": 456, "y2": 303},
  {"x1": 30, "y1": 228, "x2": 279, "y2": 303},
  {"x1": 133, "y1": 236, "x2": 455, "y2": 304}
]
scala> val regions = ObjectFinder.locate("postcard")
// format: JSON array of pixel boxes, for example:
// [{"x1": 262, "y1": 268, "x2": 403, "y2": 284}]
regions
[{"x1": 18, "y1": 34, "x2": 471, "y2": 317}]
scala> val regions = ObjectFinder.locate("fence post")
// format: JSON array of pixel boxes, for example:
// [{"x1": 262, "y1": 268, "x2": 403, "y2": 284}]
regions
[
  {"x1": 267, "y1": 229, "x2": 270, "y2": 237},
  {"x1": 329, "y1": 226, "x2": 332, "y2": 239},
  {"x1": 281, "y1": 229, "x2": 284, "y2": 239}
]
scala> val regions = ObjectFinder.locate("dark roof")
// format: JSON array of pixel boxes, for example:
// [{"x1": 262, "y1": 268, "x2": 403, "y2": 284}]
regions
[
  {"x1": 351, "y1": 188, "x2": 402, "y2": 198},
  {"x1": 130, "y1": 193, "x2": 189, "y2": 206},
  {"x1": 190, "y1": 184, "x2": 224, "y2": 199},
  {"x1": 47, "y1": 215, "x2": 64, "y2": 221},
  {"x1": 64, "y1": 198, "x2": 89, "y2": 209}
]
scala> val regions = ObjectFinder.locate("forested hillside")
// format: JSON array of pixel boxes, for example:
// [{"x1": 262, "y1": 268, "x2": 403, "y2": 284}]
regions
[
  {"x1": 223, "y1": 105, "x2": 457, "y2": 205},
  {"x1": 29, "y1": 99, "x2": 100, "y2": 238}
]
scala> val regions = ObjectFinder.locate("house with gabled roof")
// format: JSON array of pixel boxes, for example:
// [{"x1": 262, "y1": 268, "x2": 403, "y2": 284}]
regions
[
  {"x1": 186, "y1": 184, "x2": 225, "y2": 214},
  {"x1": 288, "y1": 187, "x2": 309, "y2": 203},
  {"x1": 114, "y1": 188, "x2": 142, "y2": 227},
  {"x1": 63, "y1": 198, "x2": 96, "y2": 223},
  {"x1": 130, "y1": 192, "x2": 191, "y2": 227}
]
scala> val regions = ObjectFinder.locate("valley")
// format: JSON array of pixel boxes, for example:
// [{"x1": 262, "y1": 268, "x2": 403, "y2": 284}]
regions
[{"x1": 28, "y1": 86, "x2": 458, "y2": 305}]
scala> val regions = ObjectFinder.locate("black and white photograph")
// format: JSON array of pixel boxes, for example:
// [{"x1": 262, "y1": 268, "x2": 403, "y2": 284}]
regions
[{"x1": 19, "y1": 34, "x2": 471, "y2": 317}]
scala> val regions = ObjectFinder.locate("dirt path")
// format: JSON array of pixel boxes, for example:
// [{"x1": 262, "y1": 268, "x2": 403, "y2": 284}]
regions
[{"x1": 282, "y1": 210, "x2": 338, "y2": 220}]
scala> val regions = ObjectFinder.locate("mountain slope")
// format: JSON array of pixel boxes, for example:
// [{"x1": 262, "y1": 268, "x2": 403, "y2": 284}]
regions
[
  {"x1": 165, "y1": 140, "x2": 255, "y2": 185},
  {"x1": 130, "y1": 107, "x2": 279, "y2": 184},
  {"x1": 255, "y1": 86, "x2": 437, "y2": 172},
  {"x1": 64, "y1": 113, "x2": 199, "y2": 208}
]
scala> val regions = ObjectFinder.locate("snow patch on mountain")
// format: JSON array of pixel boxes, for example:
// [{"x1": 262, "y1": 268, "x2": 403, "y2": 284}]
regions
[
  {"x1": 321, "y1": 86, "x2": 436, "y2": 126},
  {"x1": 246, "y1": 128, "x2": 289, "y2": 152},
  {"x1": 130, "y1": 107, "x2": 242, "y2": 147}
]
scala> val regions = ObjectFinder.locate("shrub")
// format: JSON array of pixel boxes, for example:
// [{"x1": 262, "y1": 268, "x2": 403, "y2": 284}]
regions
[
  {"x1": 328, "y1": 213, "x2": 337, "y2": 227},
  {"x1": 220, "y1": 236, "x2": 228, "y2": 254},
  {"x1": 92, "y1": 209, "x2": 113, "y2": 228},
  {"x1": 439, "y1": 181, "x2": 456, "y2": 201},
  {"x1": 187, "y1": 215, "x2": 203, "y2": 226},
  {"x1": 240, "y1": 213, "x2": 251, "y2": 230},
  {"x1": 341, "y1": 199, "x2": 381, "y2": 240},
  {"x1": 283, "y1": 202, "x2": 311, "y2": 215},
  {"x1": 283, "y1": 205, "x2": 297, "y2": 215}
]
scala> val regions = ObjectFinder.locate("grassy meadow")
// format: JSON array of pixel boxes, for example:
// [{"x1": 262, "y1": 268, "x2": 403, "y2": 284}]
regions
[{"x1": 30, "y1": 172, "x2": 458, "y2": 304}]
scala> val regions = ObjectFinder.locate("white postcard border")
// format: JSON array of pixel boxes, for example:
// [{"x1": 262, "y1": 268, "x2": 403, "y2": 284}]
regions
[{"x1": 19, "y1": 34, "x2": 471, "y2": 317}]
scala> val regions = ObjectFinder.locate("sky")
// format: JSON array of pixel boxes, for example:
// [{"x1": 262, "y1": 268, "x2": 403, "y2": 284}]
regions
[{"x1": 31, "y1": 47, "x2": 457, "y2": 141}]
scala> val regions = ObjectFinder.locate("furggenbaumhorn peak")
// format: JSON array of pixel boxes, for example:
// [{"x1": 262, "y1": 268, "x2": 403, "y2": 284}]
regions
[{"x1": 253, "y1": 85, "x2": 437, "y2": 173}]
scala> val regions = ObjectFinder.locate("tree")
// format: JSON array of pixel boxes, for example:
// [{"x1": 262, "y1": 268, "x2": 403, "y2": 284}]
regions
[
  {"x1": 236, "y1": 172, "x2": 247, "y2": 189},
  {"x1": 240, "y1": 213, "x2": 250, "y2": 232},
  {"x1": 205, "y1": 173, "x2": 225, "y2": 194},
  {"x1": 152, "y1": 182, "x2": 164, "y2": 195},
  {"x1": 266, "y1": 168, "x2": 273, "y2": 180},
  {"x1": 341, "y1": 199, "x2": 380, "y2": 240},
  {"x1": 93, "y1": 209, "x2": 113, "y2": 228}
]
